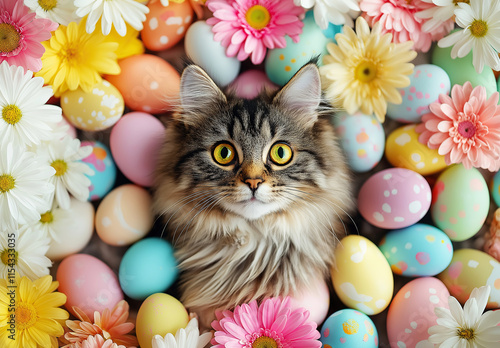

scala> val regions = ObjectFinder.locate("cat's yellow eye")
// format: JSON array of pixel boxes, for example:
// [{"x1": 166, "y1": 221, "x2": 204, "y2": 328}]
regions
[
  {"x1": 213, "y1": 143, "x2": 236, "y2": 166},
  {"x1": 269, "y1": 142, "x2": 293, "y2": 166}
]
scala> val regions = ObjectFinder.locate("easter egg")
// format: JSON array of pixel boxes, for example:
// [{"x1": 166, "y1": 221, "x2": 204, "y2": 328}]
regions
[
  {"x1": 431, "y1": 164, "x2": 489, "y2": 241},
  {"x1": 81, "y1": 141, "x2": 116, "y2": 201},
  {"x1": 45, "y1": 198, "x2": 95, "y2": 261},
  {"x1": 95, "y1": 184, "x2": 154, "y2": 246},
  {"x1": 320, "y1": 309, "x2": 378, "y2": 348},
  {"x1": 289, "y1": 275, "x2": 330, "y2": 325},
  {"x1": 119, "y1": 237, "x2": 178, "y2": 300},
  {"x1": 438, "y1": 248, "x2": 500, "y2": 308},
  {"x1": 136, "y1": 293, "x2": 190, "y2": 348},
  {"x1": 185, "y1": 20, "x2": 241, "y2": 87},
  {"x1": 432, "y1": 37, "x2": 498, "y2": 99},
  {"x1": 386, "y1": 64, "x2": 450, "y2": 123},
  {"x1": 331, "y1": 235, "x2": 393, "y2": 315},
  {"x1": 57, "y1": 254, "x2": 124, "y2": 318},
  {"x1": 385, "y1": 124, "x2": 447, "y2": 176},
  {"x1": 105, "y1": 54, "x2": 180, "y2": 114},
  {"x1": 229, "y1": 69, "x2": 279, "y2": 99},
  {"x1": 332, "y1": 111, "x2": 385, "y2": 173},
  {"x1": 265, "y1": 11, "x2": 331, "y2": 86},
  {"x1": 142, "y1": 0, "x2": 193, "y2": 51},
  {"x1": 110, "y1": 112, "x2": 166, "y2": 187},
  {"x1": 358, "y1": 168, "x2": 432, "y2": 229},
  {"x1": 387, "y1": 277, "x2": 450, "y2": 348},
  {"x1": 379, "y1": 223, "x2": 453, "y2": 277},
  {"x1": 60, "y1": 80, "x2": 124, "y2": 131},
  {"x1": 491, "y1": 170, "x2": 500, "y2": 207}
]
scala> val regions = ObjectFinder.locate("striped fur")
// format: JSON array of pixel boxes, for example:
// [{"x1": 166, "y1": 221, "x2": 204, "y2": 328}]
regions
[{"x1": 153, "y1": 63, "x2": 353, "y2": 328}]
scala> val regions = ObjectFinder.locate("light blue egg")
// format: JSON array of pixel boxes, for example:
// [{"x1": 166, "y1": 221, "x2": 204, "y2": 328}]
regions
[
  {"x1": 322, "y1": 22, "x2": 343, "y2": 41},
  {"x1": 119, "y1": 237, "x2": 178, "y2": 300},
  {"x1": 491, "y1": 171, "x2": 500, "y2": 207},
  {"x1": 320, "y1": 309, "x2": 378, "y2": 348},
  {"x1": 81, "y1": 141, "x2": 116, "y2": 201},
  {"x1": 386, "y1": 64, "x2": 450, "y2": 123},
  {"x1": 332, "y1": 111, "x2": 385, "y2": 172},
  {"x1": 379, "y1": 223, "x2": 453, "y2": 277},
  {"x1": 265, "y1": 11, "x2": 331, "y2": 86}
]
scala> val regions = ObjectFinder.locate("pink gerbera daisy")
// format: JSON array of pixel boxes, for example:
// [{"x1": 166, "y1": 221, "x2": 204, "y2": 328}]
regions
[
  {"x1": 0, "y1": 0, "x2": 58, "y2": 72},
  {"x1": 211, "y1": 296, "x2": 322, "y2": 348},
  {"x1": 360, "y1": 0, "x2": 454, "y2": 52},
  {"x1": 62, "y1": 300, "x2": 138, "y2": 348},
  {"x1": 206, "y1": 0, "x2": 305, "y2": 65},
  {"x1": 416, "y1": 82, "x2": 500, "y2": 172}
]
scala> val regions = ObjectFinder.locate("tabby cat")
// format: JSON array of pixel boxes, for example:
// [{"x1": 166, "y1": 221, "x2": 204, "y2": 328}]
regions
[{"x1": 153, "y1": 62, "x2": 353, "y2": 328}]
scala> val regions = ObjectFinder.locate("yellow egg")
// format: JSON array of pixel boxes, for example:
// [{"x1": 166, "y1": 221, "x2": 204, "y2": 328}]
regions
[
  {"x1": 136, "y1": 293, "x2": 190, "y2": 348},
  {"x1": 385, "y1": 124, "x2": 447, "y2": 176},
  {"x1": 331, "y1": 235, "x2": 394, "y2": 315},
  {"x1": 61, "y1": 80, "x2": 124, "y2": 131}
]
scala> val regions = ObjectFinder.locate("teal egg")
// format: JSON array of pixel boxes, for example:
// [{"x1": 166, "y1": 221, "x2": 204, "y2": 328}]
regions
[
  {"x1": 81, "y1": 141, "x2": 116, "y2": 201},
  {"x1": 119, "y1": 237, "x2": 178, "y2": 300},
  {"x1": 491, "y1": 170, "x2": 500, "y2": 207},
  {"x1": 379, "y1": 223, "x2": 453, "y2": 277},
  {"x1": 320, "y1": 309, "x2": 378, "y2": 348},
  {"x1": 265, "y1": 11, "x2": 331, "y2": 86}
]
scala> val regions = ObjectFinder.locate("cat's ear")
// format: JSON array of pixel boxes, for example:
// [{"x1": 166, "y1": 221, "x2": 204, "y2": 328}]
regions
[
  {"x1": 179, "y1": 65, "x2": 226, "y2": 123},
  {"x1": 273, "y1": 63, "x2": 322, "y2": 128}
]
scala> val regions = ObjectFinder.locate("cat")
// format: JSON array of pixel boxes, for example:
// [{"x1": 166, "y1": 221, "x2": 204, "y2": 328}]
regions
[{"x1": 153, "y1": 62, "x2": 353, "y2": 328}]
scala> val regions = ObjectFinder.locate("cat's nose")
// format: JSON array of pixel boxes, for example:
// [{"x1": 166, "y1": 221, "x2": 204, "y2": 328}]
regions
[{"x1": 244, "y1": 178, "x2": 263, "y2": 191}]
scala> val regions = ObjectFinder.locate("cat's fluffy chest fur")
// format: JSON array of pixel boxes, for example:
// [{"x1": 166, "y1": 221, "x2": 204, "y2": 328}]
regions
[{"x1": 153, "y1": 63, "x2": 352, "y2": 328}]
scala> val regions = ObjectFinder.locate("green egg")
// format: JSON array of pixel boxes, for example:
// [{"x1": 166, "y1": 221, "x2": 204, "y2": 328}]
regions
[{"x1": 265, "y1": 11, "x2": 332, "y2": 86}]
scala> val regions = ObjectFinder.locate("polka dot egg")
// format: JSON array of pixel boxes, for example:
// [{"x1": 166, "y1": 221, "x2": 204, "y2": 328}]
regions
[
  {"x1": 358, "y1": 168, "x2": 432, "y2": 229},
  {"x1": 332, "y1": 111, "x2": 385, "y2": 173},
  {"x1": 387, "y1": 277, "x2": 450, "y2": 348},
  {"x1": 386, "y1": 64, "x2": 450, "y2": 123},
  {"x1": 81, "y1": 141, "x2": 116, "y2": 201},
  {"x1": 61, "y1": 79, "x2": 124, "y2": 131},
  {"x1": 320, "y1": 309, "x2": 378, "y2": 348}
]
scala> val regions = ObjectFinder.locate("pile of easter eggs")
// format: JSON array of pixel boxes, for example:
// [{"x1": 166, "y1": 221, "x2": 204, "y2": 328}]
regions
[{"x1": 46, "y1": 2, "x2": 500, "y2": 348}]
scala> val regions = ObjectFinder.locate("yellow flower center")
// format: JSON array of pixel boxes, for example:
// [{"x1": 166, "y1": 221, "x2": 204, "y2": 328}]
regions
[
  {"x1": 453, "y1": 0, "x2": 470, "y2": 5},
  {"x1": 0, "y1": 174, "x2": 15, "y2": 193},
  {"x1": 51, "y1": 160, "x2": 68, "y2": 176},
  {"x1": 38, "y1": 0, "x2": 58, "y2": 11},
  {"x1": 0, "y1": 23, "x2": 20, "y2": 53},
  {"x1": 354, "y1": 60, "x2": 378, "y2": 83},
  {"x1": 246, "y1": 5, "x2": 271, "y2": 30},
  {"x1": 457, "y1": 328, "x2": 475, "y2": 341},
  {"x1": 0, "y1": 249, "x2": 17, "y2": 266},
  {"x1": 59, "y1": 43, "x2": 81, "y2": 66},
  {"x1": 252, "y1": 336, "x2": 278, "y2": 348},
  {"x1": 470, "y1": 19, "x2": 488, "y2": 38},
  {"x1": 40, "y1": 211, "x2": 54, "y2": 224},
  {"x1": 2, "y1": 104, "x2": 22, "y2": 125},
  {"x1": 16, "y1": 303, "x2": 37, "y2": 330}
]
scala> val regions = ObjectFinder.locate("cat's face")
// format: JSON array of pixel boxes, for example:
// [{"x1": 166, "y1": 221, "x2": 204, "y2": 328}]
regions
[{"x1": 155, "y1": 63, "x2": 350, "y2": 223}]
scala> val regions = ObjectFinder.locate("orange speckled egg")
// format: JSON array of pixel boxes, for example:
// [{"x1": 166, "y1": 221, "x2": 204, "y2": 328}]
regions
[
  {"x1": 142, "y1": 0, "x2": 194, "y2": 51},
  {"x1": 104, "y1": 54, "x2": 180, "y2": 114}
]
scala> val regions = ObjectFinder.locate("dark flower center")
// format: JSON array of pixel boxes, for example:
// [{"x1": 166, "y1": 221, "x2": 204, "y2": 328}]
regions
[
  {"x1": 0, "y1": 23, "x2": 20, "y2": 53},
  {"x1": 457, "y1": 120, "x2": 476, "y2": 138}
]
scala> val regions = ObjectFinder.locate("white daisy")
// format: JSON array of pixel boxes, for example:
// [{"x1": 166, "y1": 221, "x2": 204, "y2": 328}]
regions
[
  {"x1": 293, "y1": 0, "x2": 360, "y2": 29},
  {"x1": 37, "y1": 135, "x2": 94, "y2": 210},
  {"x1": 74, "y1": 0, "x2": 150, "y2": 36},
  {"x1": 30, "y1": 206, "x2": 70, "y2": 243},
  {"x1": 438, "y1": 0, "x2": 500, "y2": 73},
  {"x1": 0, "y1": 144, "x2": 55, "y2": 230},
  {"x1": 428, "y1": 286, "x2": 500, "y2": 347},
  {"x1": 0, "y1": 61, "x2": 62, "y2": 150},
  {"x1": 0, "y1": 225, "x2": 52, "y2": 281},
  {"x1": 24, "y1": 0, "x2": 80, "y2": 26},
  {"x1": 416, "y1": 0, "x2": 461, "y2": 33},
  {"x1": 152, "y1": 317, "x2": 212, "y2": 348}
]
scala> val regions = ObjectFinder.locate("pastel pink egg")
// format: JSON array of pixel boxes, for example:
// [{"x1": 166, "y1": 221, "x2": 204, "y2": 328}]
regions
[
  {"x1": 229, "y1": 70, "x2": 279, "y2": 99},
  {"x1": 56, "y1": 254, "x2": 123, "y2": 318},
  {"x1": 358, "y1": 168, "x2": 432, "y2": 229},
  {"x1": 110, "y1": 112, "x2": 165, "y2": 187},
  {"x1": 289, "y1": 275, "x2": 330, "y2": 325},
  {"x1": 387, "y1": 277, "x2": 450, "y2": 348}
]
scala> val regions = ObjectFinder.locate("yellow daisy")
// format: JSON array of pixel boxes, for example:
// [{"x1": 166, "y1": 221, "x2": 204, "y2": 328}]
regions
[
  {"x1": 35, "y1": 19, "x2": 120, "y2": 97},
  {"x1": 0, "y1": 275, "x2": 68, "y2": 348},
  {"x1": 99, "y1": 19, "x2": 145, "y2": 60},
  {"x1": 320, "y1": 16, "x2": 417, "y2": 123}
]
